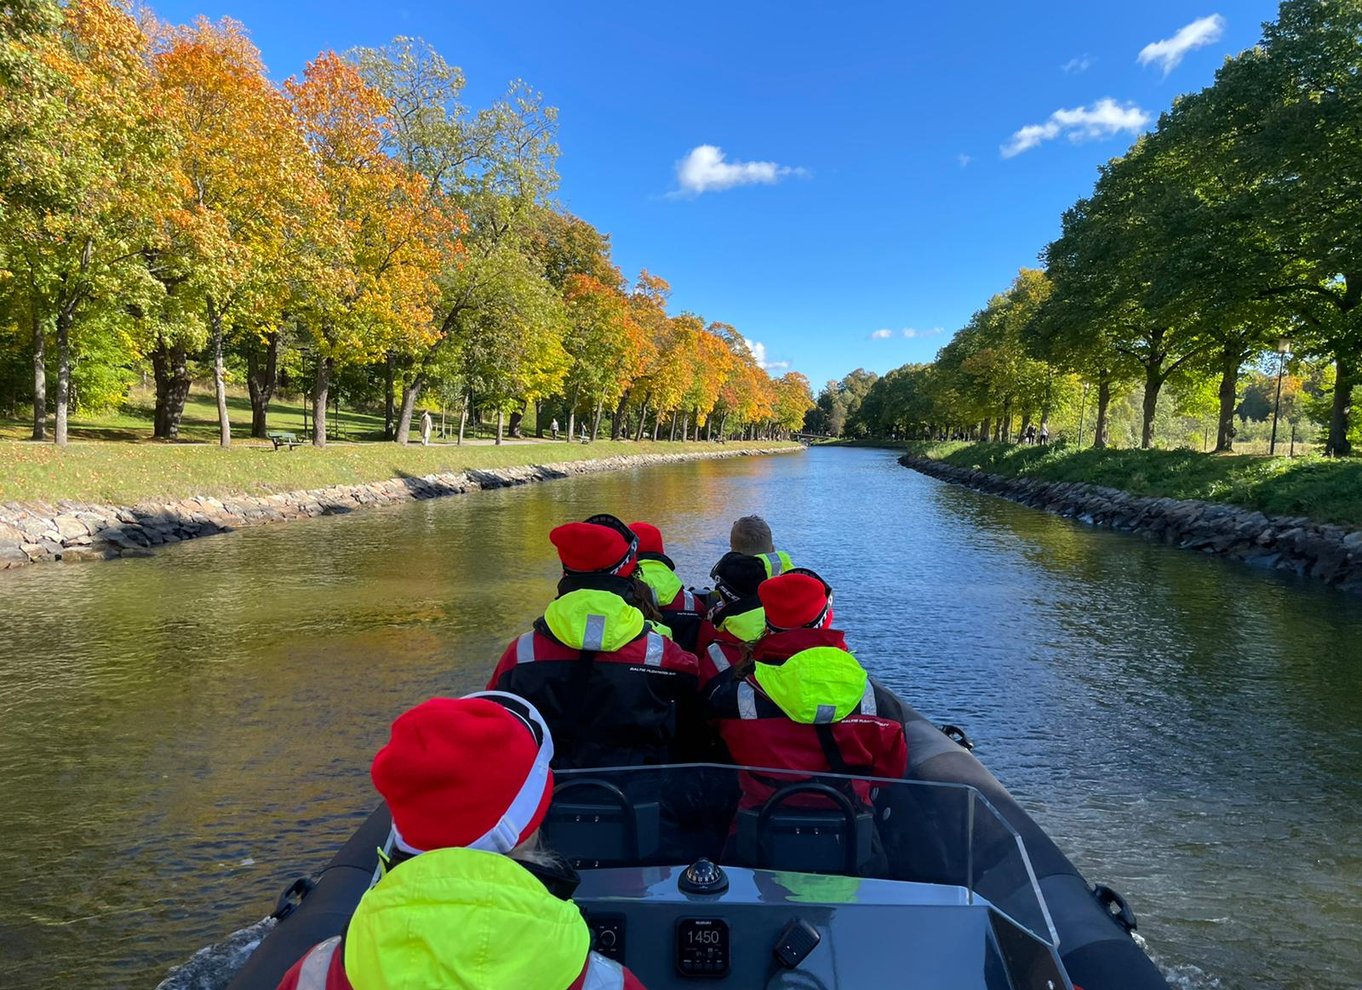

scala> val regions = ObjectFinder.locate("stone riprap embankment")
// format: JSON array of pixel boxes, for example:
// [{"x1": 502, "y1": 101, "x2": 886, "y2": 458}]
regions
[
  {"x1": 0, "y1": 446, "x2": 797, "y2": 570},
  {"x1": 899, "y1": 454, "x2": 1362, "y2": 595}
]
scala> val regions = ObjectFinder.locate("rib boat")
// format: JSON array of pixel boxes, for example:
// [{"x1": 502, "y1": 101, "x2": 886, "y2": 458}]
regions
[{"x1": 224, "y1": 692, "x2": 1168, "y2": 990}]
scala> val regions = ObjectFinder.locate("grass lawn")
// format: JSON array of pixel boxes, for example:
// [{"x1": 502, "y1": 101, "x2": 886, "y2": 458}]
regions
[
  {"x1": 0, "y1": 389, "x2": 388, "y2": 443},
  {"x1": 0, "y1": 391, "x2": 796, "y2": 504},
  {"x1": 0, "y1": 437, "x2": 794, "y2": 505},
  {"x1": 906, "y1": 441, "x2": 1362, "y2": 528}
]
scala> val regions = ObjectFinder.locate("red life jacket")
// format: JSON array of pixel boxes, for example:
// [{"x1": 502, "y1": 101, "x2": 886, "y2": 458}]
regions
[
  {"x1": 274, "y1": 935, "x2": 647, "y2": 990},
  {"x1": 706, "y1": 627, "x2": 907, "y2": 809},
  {"x1": 487, "y1": 589, "x2": 701, "y2": 769}
]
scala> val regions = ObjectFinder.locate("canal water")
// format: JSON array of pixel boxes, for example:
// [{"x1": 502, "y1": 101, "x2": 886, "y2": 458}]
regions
[{"x1": 1, "y1": 447, "x2": 1359, "y2": 990}]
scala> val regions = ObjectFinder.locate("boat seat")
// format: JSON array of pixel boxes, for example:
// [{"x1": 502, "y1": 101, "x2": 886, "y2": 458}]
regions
[
  {"x1": 541, "y1": 778, "x2": 660, "y2": 868},
  {"x1": 736, "y1": 782, "x2": 875, "y2": 875}
]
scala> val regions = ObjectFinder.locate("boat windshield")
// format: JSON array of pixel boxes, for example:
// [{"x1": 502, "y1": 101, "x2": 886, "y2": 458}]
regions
[{"x1": 546, "y1": 763, "x2": 1058, "y2": 948}]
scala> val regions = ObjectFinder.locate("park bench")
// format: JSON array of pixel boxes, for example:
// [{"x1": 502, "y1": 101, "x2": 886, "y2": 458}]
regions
[{"x1": 266, "y1": 431, "x2": 300, "y2": 451}]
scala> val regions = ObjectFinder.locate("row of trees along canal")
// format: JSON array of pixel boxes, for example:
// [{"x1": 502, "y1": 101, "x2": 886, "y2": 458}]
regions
[
  {"x1": 808, "y1": 0, "x2": 1361, "y2": 456},
  {"x1": 0, "y1": 1, "x2": 815, "y2": 447}
]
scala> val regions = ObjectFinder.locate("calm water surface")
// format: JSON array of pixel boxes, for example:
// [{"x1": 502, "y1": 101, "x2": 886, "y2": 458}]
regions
[{"x1": 1, "y1": 448, "x2": 1359, "y2": 989}]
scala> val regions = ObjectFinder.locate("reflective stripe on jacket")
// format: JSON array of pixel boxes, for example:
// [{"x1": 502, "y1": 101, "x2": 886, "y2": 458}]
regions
[
  {"x1": 488, "y1": 588, "x2": 702, "y2": 769},
  {"x1": 755, "y1": 550, "x2": 794, "y2": 578}
]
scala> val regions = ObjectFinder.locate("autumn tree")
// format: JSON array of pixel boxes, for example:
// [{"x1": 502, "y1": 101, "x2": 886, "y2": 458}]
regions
[
  {"x1": 772, "y1": 372, "x2": 815, "y2": 438},
  {"x1": 152, "y1": 18, "x2": 324, "y2": 445},
  {"x1": 457, "y1": 244, "x2": 567, "y2": 443},
  {"x1": 0, "y1": 0, "x2": 173, "y2": 444},
  {"x1": 561, "y1": 274, "x2": 643, "y2": 441},
  {"x1": 287, "y1": 52, "x2": 450, "y2": 447},
  {"x1": 351, "y1": 37, "x2": 557, "y2": 444}
]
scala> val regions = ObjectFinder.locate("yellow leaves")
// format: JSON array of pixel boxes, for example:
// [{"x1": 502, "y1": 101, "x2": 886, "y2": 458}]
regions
[{"x1": 283, "y1": 51, "x2": 459, "y2": 365}]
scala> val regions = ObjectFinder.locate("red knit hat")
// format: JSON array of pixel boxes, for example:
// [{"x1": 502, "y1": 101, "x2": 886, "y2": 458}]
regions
[
  {"x1": 550, "y1": 521, "x2": 637, "y2": 576},
  {"x1": 629, "y1": 521, "x2": 665, "y2": 556},
  {"x1": 371, "y1": 694, "x2": 554, "y2": 854},
  {"x1": 760, "y1": 571, "x2": 832, "y2": 630}
]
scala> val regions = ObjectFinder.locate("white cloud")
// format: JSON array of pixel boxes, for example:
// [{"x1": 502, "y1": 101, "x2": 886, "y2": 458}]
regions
[
  {"x1": 1001, "y1": 98, "x2": 1152, "y2": 158},
  {"x1": 671, "y1": 145, "x2": 807, "y2": 197},
  {"x1": 1138, "y1": 14, "x2": 1225, "y2": 75},
  {"x1": 957, "y1": 153, "x2": 972, "y2": 168},
  {"x1": 743, "y1": 337, "x2": 790, "y2": 371},
  {"x1": 1062, "y1": 54, "x2": 1095, "y2": 74},
  {"x1": 870, "y1": 327, "x2": 943, "y2": 341}
]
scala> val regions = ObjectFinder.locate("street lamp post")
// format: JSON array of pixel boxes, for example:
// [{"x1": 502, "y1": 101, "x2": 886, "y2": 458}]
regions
[{"x1": 1269, "y1": 336, "x2": 1292, "y2": 457}]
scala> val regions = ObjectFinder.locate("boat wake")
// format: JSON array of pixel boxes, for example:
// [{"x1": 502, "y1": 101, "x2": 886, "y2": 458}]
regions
[{"x1": 156, "y1": 917, "x2": 275, "y2": 990}]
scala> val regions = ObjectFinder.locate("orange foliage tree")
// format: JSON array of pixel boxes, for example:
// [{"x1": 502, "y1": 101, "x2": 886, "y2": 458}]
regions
[
  {"x1": 286, "y1": 52, "x2": 454, "y2": 446},
  {"x1": 153, "y1": 18, "x2": 326, "y2": 446}
]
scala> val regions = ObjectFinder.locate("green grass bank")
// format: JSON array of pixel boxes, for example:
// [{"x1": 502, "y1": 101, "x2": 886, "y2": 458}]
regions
[
  {"x1": 903, "y1": 442, "x2": 1362, "y2": 528},
  {"x1": 0, "y1": 439, "x2": 797, "y2": 506}
]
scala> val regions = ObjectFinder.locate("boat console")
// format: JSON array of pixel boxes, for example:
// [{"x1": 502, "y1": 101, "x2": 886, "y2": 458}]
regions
[{"x1": 545, "y1": 764, "x2": 1070, "y2": 990}]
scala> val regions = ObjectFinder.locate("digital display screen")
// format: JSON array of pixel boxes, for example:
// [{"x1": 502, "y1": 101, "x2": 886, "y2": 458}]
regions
[{"x1": 675, "y1": 918, "x2": 730, "y2": 977}]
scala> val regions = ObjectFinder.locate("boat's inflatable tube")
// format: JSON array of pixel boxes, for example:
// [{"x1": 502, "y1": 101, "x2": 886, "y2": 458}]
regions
[
  {"x1": 228, "y1": 690, "x2": 1168, "y2": 990},
  {"x1": 226, "y1": 806, "x2": 390, "y2": 990},
  {"x1": 885, "y1": 694, "x2": 1168, "y2": 990}
]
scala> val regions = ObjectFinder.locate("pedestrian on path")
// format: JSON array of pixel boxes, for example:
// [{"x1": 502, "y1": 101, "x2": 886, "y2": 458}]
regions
[
  {"x1": 551, "y1": 418, "x2": 560, "y2": 440},
  {"x1": 420, "y1": 410, "x2": 433, "y2": 446}
]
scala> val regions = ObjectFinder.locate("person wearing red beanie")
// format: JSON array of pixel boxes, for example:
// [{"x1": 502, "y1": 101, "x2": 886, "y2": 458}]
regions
[
  {"x1": 706, "y1": 569, "x2": 907, "y2": 819},
  {"x1": 629, "y1": 521, "x2": 706, "y2": 649},
  {"x1": 487, "y1": 513, "x2": 703, "y2": 770},
  {"x1": 273, "y1": 694, "x2": 648, "y2": 990}
]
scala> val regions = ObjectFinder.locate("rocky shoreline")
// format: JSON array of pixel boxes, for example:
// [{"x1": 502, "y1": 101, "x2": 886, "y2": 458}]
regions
[
  {"x1": 899, "y1": 454, "x2": 1362, "y2": 595},
  {"x1": 0, "y1": 446, "x2": 798, "y2": 570}
]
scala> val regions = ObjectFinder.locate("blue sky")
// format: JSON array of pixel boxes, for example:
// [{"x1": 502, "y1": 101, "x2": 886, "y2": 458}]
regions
[{"x1": 151, "y1": 0, "x2": 1280, "y2": 388}]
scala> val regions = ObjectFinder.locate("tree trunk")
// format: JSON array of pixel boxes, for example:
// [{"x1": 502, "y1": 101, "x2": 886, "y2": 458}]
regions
[
  {"x1": 979, "y1": 417, "x2": 991, "y2": 442},
  {"x1": 1000, "y1": 398, "x2": 1012, "y2": 442},
  {"x1": 566, "y1": 384, "x2": 579, "y2": 443},
  {"x1": 1019, "y1": 413, "x2": 1032, "y2": 439},
  {"x1": 1093, "y1": 375, "x2": 1112, "y2": 449},
  {"x1": 457, "y1": 392, "x2": 468, "y2": 445},
  {"x1": 495, "y1": 408, "x2": 504, "y2": 445},
  {"x1": 590, "y1": 401, "x2": 604, "y2": 441},
  {"x1": 207, "y1": 302, "x2": 231, "y2": 449},
  {"x1": 1327, "y1": 352, "x2": 1355, "y2": 457},
  {"x1": 312, "y1": 355, "x2": 332, "y2": 447},
  {"x1": 1214, "y1": 344, "x2": 1241, "y2": 453},
  {"x1": 31, "y1": 314, "x2": 46, "y2": 441},
  {"x1": 535, "y1": 400, "x2": 544, "y2": 438},
  {"x1": 384, "y1": 351, "x2": 395, "y2": 440},
  {"x1": 668, "y1": 410, "x2": 678, "y2": 441},
  {"x1": 612, "y1": 393, "x2": 629, "y2": 440},
  {"x1": 54, "y1": 310, "x2": 71, "y2": 447},
  {"x1": 152, "y1": 339, "x2": 192, "y2": 439},
  {"x1": 652, "y1": 411, "x2": 661, "y2": 441},
  {"x1": 1140, "y1": 364, "x2": 1162, "y2": 449},
  {"x1": 246, "y1": 331, "x2": 279, "y2": 439},
  {"x1": 396, "y1": 373, "x2": 425, "y2": 445},
  {"x1": 634, "y1": 400, "x2": 649, "y2": 441}
]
